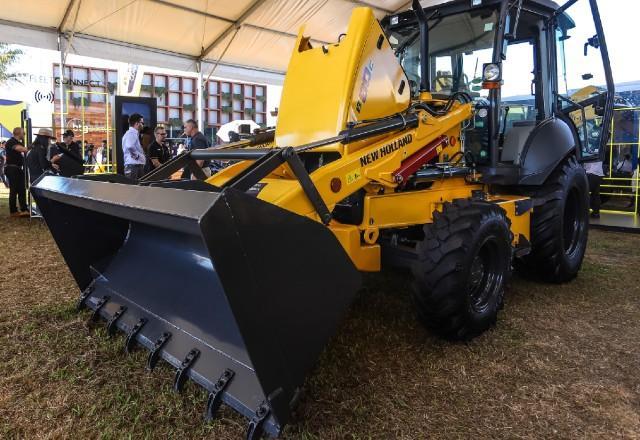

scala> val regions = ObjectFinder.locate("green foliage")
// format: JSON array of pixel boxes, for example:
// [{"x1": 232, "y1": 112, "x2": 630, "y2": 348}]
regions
[
  {"x1": 140, "y1": 85, "x2": 167, "y2": 97},
  {"x1": 71, "y1": 96, "x2": 89, "y2": 108},
  {"x1": 168, "y1": 118, "x2": 183, "y2": 128},
  {"x1": 0, "y1": 43, "x2": 23, "y2": 84}
]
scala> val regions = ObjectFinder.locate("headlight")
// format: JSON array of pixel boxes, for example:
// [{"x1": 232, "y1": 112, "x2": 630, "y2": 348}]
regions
[{"x1": 483, "y1": 63, "x2": 501, "y2": 82}]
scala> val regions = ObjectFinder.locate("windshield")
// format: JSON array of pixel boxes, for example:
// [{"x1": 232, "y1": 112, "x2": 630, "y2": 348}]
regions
[{"x1": 388, "y1": 8, "x2": 499, "y2": 98}]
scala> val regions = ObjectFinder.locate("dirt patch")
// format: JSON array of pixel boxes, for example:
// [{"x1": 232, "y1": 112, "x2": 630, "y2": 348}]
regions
[{"x1": 1, "y1": 188, "x2": 639, "y2": 439}]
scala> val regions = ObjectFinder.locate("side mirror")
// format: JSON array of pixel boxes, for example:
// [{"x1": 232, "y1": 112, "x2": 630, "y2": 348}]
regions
[{"x1": 583, "y1": 34, "x2": 600, "y2": 56}]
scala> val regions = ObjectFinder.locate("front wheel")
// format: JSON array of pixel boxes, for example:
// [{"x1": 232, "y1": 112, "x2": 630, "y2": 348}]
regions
[{"x1": 411, "y1": 200, "x2": 513, "y2": 341}]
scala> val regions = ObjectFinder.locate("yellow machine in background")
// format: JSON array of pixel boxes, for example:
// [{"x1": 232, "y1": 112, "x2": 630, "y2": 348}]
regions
[{"x1": 32, "y1": 0, "x2": 612, "y2": 437}]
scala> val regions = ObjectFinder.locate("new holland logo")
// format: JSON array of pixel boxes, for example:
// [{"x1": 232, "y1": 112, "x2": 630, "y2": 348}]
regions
[{"x1": 359, "y1": 134, "x2": 413, "y2": 167}]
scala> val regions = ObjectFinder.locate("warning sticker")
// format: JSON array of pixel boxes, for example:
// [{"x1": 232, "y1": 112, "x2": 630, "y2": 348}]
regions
[{"x1": 346, "y1": 168, "x2": 363, "y2": 185}]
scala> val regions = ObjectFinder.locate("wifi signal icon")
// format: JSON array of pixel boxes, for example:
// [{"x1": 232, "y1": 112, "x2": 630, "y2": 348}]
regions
[{"x1": 34, "y1": 90, "x2": 54, "y2": 103}]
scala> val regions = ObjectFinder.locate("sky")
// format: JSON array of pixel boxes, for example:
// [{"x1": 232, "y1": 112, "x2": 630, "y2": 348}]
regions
[{"x1": 597, "y1": 0, "x2": 639, "y2": 85}]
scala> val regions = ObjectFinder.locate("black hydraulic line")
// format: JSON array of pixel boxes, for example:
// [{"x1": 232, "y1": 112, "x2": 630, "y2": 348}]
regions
[
  {"x1": 190, "y1": 148, "x2": 274, "y2": 161},
  {"x1": 335, "y1": 113, "x2": 419, "y2": 147},
  {"x1": 410, "y1": 92, "x2": 472, "y2": 117}
]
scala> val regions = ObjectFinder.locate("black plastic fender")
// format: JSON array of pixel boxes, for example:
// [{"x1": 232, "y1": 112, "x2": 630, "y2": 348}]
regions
[{"x1": 518, "y1": 117, "x2": 578, "y2": 186}]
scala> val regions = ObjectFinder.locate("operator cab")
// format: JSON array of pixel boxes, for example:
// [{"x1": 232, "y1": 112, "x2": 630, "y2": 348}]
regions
[{"x1": 383, "y1": 0, "x2": 614, "y2": 186}]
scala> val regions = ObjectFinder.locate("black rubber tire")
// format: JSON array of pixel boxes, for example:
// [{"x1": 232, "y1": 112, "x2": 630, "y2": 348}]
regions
[
  {"x1": 522, "y1": 156, "x2": 589, "y2": 283},
  {"x1": 411, "y1": 199, "x2": 513, "y2": 341}
]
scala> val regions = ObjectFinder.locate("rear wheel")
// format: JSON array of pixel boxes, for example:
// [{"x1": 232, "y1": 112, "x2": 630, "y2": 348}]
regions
[
  {"x1": 521, "y1": 156, "x2": 589, "y2": 283},
  {"x1": 411, "y1": 200, "x2": 512, "y2": 341}
]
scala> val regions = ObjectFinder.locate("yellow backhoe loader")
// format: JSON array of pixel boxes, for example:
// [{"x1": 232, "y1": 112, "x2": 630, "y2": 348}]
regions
[{"x1": 31, "y1": 0, "x2": 614, "y2": 437}]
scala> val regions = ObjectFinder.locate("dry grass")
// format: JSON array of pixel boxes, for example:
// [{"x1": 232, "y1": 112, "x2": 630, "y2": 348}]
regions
[{"x1": 0, "y1": 186, "x2": 639, "y2": 439}]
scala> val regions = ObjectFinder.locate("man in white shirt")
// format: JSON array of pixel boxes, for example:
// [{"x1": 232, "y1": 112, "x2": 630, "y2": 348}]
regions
[
  {"x1": 122, "y1": 113, "x2": 146, "y2": 180},
  {"x1": 584, "y1": 160, "x2": 604, "y2": 219}
]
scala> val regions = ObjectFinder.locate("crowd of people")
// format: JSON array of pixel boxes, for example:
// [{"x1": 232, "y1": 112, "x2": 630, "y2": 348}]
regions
[
  {"x1": 1, "y1": 115, "x2": 215, "y2": 218},
  {"x1": 1, "y1": 127, "x2": 87, "y2": 218},
  {"x1": 122, "y1": 113, "x2": 210, "y2": 180}
]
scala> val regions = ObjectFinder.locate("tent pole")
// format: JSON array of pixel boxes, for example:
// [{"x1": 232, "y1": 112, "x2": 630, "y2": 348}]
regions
[
  {"x1": 57, "y1": 33, "x2": 66, "y2": 131},
  {"x1": 196, "y1": 61, "x2": 204, "y2": 135}
]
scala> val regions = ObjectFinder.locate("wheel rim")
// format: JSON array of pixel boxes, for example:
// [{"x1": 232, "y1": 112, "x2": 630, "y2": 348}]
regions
[
  {"x1": 563, "y1": 187, "x2": 585, "y2": 256},
  {"x1": 468, "y1": 237, "x2": 504, "y2": 314}
]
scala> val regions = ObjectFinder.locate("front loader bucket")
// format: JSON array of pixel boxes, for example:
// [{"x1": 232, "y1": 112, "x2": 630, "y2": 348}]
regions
[{"x1": 31, "y1": 175, "x2": 361, "y2": 438}]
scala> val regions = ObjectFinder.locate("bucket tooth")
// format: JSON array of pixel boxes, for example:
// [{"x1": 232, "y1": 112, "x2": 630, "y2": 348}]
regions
[
  {"x1": 89, "y1": 296, "x2": 110, "y2": 323},
  {"x1": 174, "y1": 348, "x2": 200, "y2": 392},
  {"x1": 125, "y1": 318, "x2": 147, "y2": 353},
  {"x1": 147, "y1": 332, "x2": 172, "y2": 370},
  {"x1": 76, "y1": 284, "x2": 94, "y2": 311},
  {"x1": 106, "y1": 305, "x2": 127, "y2": 336},
  {"x1": 205, "y1": 369, "x2": 235, "y2": 420},
  {"x1": 246, "y1": 402, "x2": 271, "y2": 440}
]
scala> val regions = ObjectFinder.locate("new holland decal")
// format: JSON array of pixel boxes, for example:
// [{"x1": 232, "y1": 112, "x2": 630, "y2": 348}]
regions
[
  {"x1": 359, "y1": 134, "x2": 413, "y2": 167},
  {"x1": 355, "y1": 60, "x2": 374, "y2": 113}
]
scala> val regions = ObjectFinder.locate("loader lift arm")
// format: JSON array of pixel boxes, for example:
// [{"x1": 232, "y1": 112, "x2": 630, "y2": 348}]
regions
[{"x1": 141, "y1": 113, "x2": 420, "y2": 224}]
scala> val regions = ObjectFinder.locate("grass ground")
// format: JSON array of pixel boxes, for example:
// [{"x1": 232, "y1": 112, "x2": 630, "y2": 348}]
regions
[{"x1": 0, "y1": 187, "x2": 639, "y2": 439}]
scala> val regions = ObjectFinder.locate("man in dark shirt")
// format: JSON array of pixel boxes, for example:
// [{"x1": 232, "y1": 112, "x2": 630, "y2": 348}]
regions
[
  {"x1": 5, "y1": 127, "x2": 29, "y2": 217},
  {"x1": 59, "y1": 130, "x2": 82, "y2": 157},
  {"x1": 51, "y1": 129, "x2": 85, "y2": 177},
  {"x1": 181, "y1": 119, "x2": 211, "y2": 179},
  {"x1": 148, "y1": 126, "x2": 172, "y2": 170}
]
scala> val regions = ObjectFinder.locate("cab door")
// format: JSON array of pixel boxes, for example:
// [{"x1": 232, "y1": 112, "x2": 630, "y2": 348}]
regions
[{"x1": 553, "y1": 0, "x2": 614, "y2": 162}]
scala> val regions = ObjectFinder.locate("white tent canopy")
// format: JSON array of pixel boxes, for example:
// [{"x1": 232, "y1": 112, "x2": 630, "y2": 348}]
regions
[{"x1": 0, "y1": 0, "x2": 445, "y2": 84}]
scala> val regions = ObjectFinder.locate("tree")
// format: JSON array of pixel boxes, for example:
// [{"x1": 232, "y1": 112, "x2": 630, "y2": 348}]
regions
[{"x1": 0, "y1": 43, "x2": 23, "y2": 84}]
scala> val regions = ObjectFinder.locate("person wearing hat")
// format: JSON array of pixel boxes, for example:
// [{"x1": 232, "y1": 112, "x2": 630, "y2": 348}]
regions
[
  {"x1": 51, "y1": 129, "x2": 85, "y2": 177},
  {"x1": 58, "y1": 129, "x2": 81, "y2": 158},
  {"x1": 26, "y1": 128, "x2": 58, "y2": 184}
]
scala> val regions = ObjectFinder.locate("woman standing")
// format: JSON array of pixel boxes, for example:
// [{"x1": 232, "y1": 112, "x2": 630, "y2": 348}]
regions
[{"x1": 26, "y1": 128, "x2": 58, "y2": 184}]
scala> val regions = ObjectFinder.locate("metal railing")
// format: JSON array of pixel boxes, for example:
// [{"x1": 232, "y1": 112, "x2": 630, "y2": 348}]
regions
[{"x1": 601, "y1": 106, "x2": 640, "y2": 215}]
